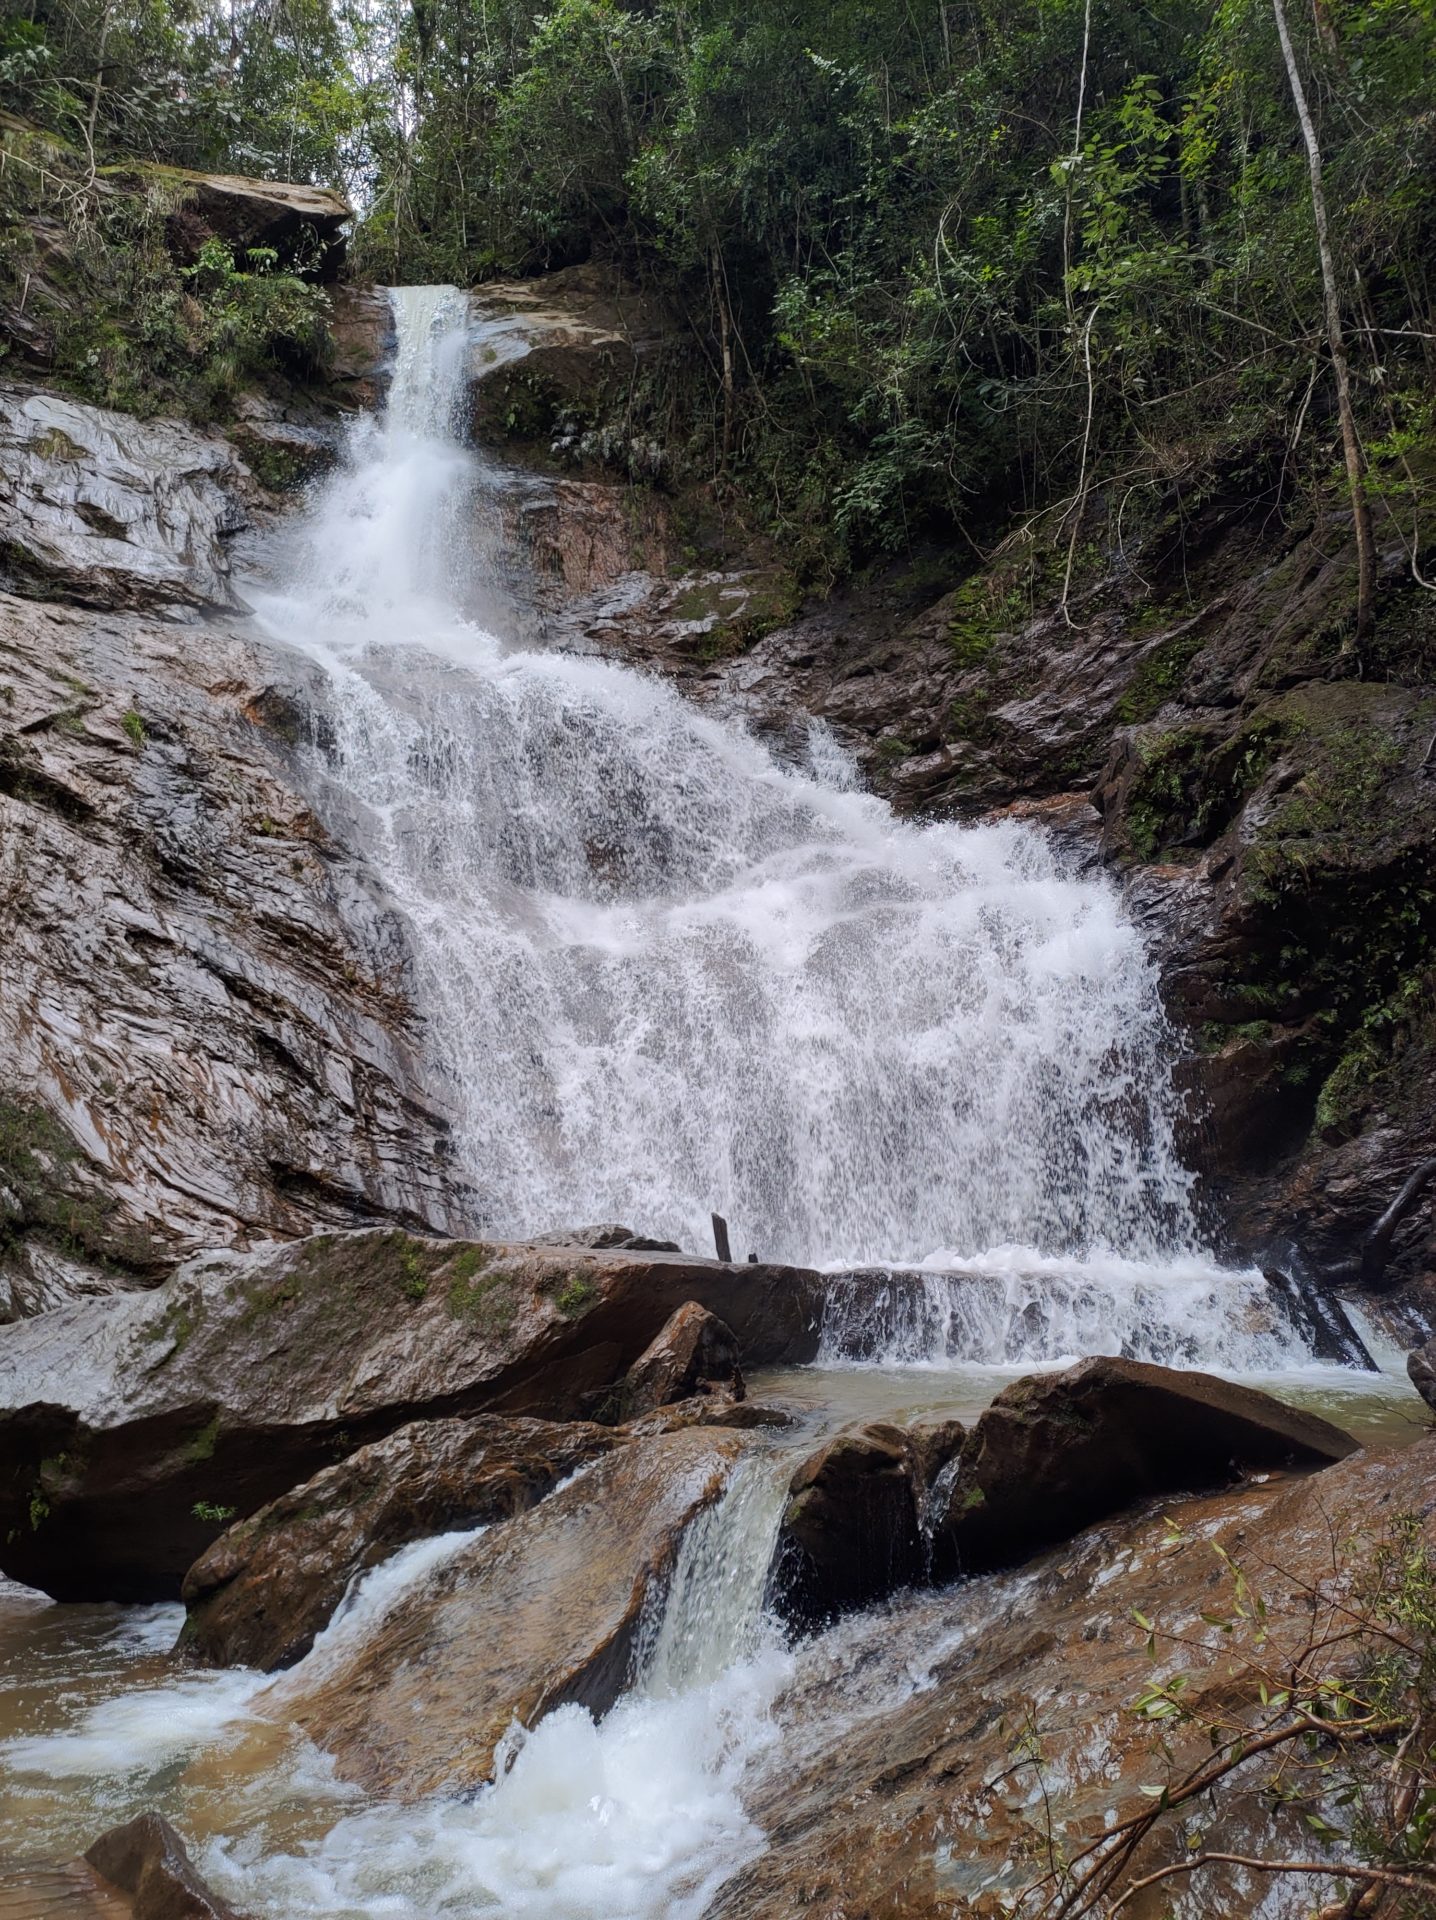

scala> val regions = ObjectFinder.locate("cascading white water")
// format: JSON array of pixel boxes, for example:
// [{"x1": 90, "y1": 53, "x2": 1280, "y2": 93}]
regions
[
  {"x1": 249, "y1": 285, "x2": 1217, "y2": 1277},
  {"x1": 815, "y1": 1252, "x2": 1307, "y2": 1371}
]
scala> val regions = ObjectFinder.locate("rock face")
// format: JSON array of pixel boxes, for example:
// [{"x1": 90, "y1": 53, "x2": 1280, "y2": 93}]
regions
[
  {"x1": 617, "y1": 1300, "x2": 744, "y2": 1417},
  {"x1": 274, "y1": 1427, "x2": 755, "y2": 1797},
  {"x1": 711, "y1": 1432, "x2": 1436, "y2": 1920},
  {"x1": 0, "y1": 1228, "x2": 820, "y2": 1598},
  {"x1": 930, "y1": 1355, "x2": 1358, "y2": 1579},
  {"x1": 0, "y1": 384, "x2": 253, "y2": 608},
  {"x1": 83, "y1": 1813, "x2": 242, "y2": 1920},
  {"x1": 1409, "y1": 1334, "x2": 1436, "y2": 1411},
  {"x1": 179, "y1": 1413, "x2": 620, "y2": 1669},
  {"x1": 0, "y1": 584, "x2": 474, "y2": 1321}
]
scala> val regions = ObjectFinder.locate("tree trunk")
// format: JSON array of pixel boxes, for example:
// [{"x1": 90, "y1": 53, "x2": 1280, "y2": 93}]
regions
[
  {"x1": 711, "y1": 248, "x2": 735, "y2": 466},
  {"x1": 1271, "y1": 0, "x2": 1375, "y2": 647}
]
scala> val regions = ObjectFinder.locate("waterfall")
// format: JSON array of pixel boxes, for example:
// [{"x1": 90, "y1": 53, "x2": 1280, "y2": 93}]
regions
[{"x1": 248, "y1": 284, "x2": 1215, "y2": 1275}]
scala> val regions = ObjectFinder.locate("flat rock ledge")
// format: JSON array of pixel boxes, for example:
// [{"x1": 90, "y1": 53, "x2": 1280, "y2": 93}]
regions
[{"x1": 0, "y1": 1227, "x2": 821, "y2": 1599}]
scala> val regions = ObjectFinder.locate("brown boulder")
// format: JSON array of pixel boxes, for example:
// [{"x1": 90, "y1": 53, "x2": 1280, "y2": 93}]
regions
[
  {"x1": 617, "y1": 1301, "x2": 744, "y2": 1417},
  {"x1": 0, "y1": 1227, "x2": 822, "y2": 1601},
  {"x1": 178, "y1": 1413, "x2": 619, "y2": 1670},
  {"x1": 931, "y1": 1355, "x2": 1358, "y2": 1579},
  {"x1": 273, "y1": 1426, "x2": 754, "y2": 1798},
  {"x1": 776, "y1": 1420, "x2": 928, "y2": 1626},
  {"x1": 84, "y1": 1813, "x2": 242, "y2": 1920}
]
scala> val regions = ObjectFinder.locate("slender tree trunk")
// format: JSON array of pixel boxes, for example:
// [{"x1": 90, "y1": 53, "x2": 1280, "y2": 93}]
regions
[
  {"x1": 1271, "y1": 0, "x2": 1375, "y2": 647},
  {"x1": 711, "y1": 247, "x2": 734, "y2": 466},
  {"x1": 83, "y1": 1, "x2": 111, "y2": 184},
  {"x1": 1059, "y1": 0, "x2": 1093, "y2": 320}
]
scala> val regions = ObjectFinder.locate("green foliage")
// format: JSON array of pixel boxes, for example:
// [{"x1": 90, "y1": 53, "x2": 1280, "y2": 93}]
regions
[
  {"x1": 4, "y1": 0, "x2": 1434, "y2": 581},
  {"x1": 1115, "y1": 629, "x2": 1205, "y2": 724},
  {"x1": 192, "y1": 1499, "x2": 237, "y2": 1524},
  {"x1": 121, "y1": 708, "x2": 145, "y2": 745},
  {"x1": 0, "y1": 1093, "x2": 146, "y2": 1267},
  {"x1": 1021, "y1": 1509, "x2": 1436, "y2": 1915},
  {"x1": 397, "y1": 1241, "x2": 428, "y2": 1300},
  {"x1": 340, "y1": 0, "x2": 1436, "y2": 579},
  {"x1": 182, "y1": 1415, "x2": 221, "y2": 1464},
  {"x1": 0, "y1": 134, "x2": 334, "y2": 418}
]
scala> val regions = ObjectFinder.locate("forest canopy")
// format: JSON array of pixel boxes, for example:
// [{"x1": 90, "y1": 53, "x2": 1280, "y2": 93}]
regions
[{"x1": 2, "y1": 0, "x2": 1434, "y2": 585}]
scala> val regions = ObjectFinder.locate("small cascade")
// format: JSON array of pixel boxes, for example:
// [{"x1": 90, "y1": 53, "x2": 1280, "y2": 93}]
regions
[
  {"x1": 198, "y1": 1455, "x2": 801, "y2": 1920},
  {"x1": 267, "y1": 1525, "x2": 487, "y2": 1693},
  {"x1": 814, "y1": 1254, "x2": 1325, "y2": 1372},
  {"x1": 640, "y1": 1451, "x2": 794, "y2": 1695}
]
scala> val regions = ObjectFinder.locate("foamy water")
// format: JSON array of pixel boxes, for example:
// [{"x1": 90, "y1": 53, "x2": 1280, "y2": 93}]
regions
[{"x1": 245, "y1": 285, "x2": 1213, "y2": 1274}]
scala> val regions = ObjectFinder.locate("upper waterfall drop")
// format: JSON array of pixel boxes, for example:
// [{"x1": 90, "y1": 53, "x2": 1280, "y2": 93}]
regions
[{"x1": 249, "y1": 285, "x2": 1213, "y2": 1272}]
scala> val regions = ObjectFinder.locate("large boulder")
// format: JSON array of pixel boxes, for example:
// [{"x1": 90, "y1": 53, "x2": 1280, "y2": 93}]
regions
[
  {"x1": 616, "y1": 1300, "x2": 744, "y2": 1417},
  {"x1": 271, "y1": 1426, "x2": 755, "y2": 1798},
  {"x1": 0, "y1": 1228, "x2": 820, "y2": 1599},
  {"x1": 112, "y1": 166, "x2": 349, "y2": 279},
  {"x1": 930, "y1": 1355, "x2": 1358, "y2": 1579},
  {"x1": 83, "y1": 1813, "x2": 242, "y2": 1920},
  {"x1": 775, "y1": 1421, "x2": 936, "y2": 1627},
  {"x1": 0, "y1": 385, "x2": 250, "y2": 609},
  {"x1": 179, "y1": 1414, "x2": 620, "y2": 1670}
]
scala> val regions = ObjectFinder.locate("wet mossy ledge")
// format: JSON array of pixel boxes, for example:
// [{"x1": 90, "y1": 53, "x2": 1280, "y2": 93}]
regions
[{"x1": 0, "y1": 1226, "x2": 823, "y2": 1601}]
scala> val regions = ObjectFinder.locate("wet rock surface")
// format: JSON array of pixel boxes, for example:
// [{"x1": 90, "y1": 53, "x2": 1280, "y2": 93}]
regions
[
  {"x1": 714, "y1": 1433, "x2": 1436, "y2": 1920},
  {"x1": 275, "y1": 1426, "x2": 757, "y2": 1798},
  {"x1": 0, "y1": 1228, "x2": 820, "y2": 1598},
  {"x1": 1409, "y1": 1334, "x2": 1436, "y2": 1411},
  {"x1": 179, "y1": 1413, "x2": 621, "y2": 1670},
  {"x1": 776, "y1": 1420, "x2": 934, "y2": 1627},
  {"x1": 0, "y1": 584, "x2": 473, "y2": 1322},
  {"x1": 616, "y1": 1300, "x2": 745, "y2": 1417},
  {"x1": 0, "y1": 386, "x2": 253, "y2": 609},
  {"x1": 931, "y1": 1354, "x2": 1358, "y2": 1579},
  {"x1": 83, "y1": 1813, "x2": 242, "y2": 1920}
]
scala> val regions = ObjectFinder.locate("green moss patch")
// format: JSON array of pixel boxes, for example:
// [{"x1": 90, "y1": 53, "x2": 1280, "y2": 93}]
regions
[{"x1": 445, "y1": 1248, "x2": 519, "y2": 1333}]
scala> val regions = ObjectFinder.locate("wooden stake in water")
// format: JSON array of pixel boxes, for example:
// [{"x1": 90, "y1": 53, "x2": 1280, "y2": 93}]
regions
[{"x1": 711, "y1": 1212, "x2": 733, "y2": 1263}]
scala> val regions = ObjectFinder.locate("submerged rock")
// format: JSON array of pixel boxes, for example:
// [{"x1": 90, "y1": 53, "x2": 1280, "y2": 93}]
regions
[
  {"x1": 83, "y1": 1812, "x2": 242, "y2": 1920},
  {"x1": 616, "y1": 1300, "x2": 744, "y2": 1417},
  {"x1": 0, "y1": 1228, "x2": 820, "y2": 1599},
  {"x1": 274, "y1": 1426, "x2": 756, "y2": 1798},
  {"x1": 179, "y1": 1413, "x2": 620, "y2": 1670},
  {"x1": 931, "y1": 1354, "x2": 1358, "y2": 1579}
]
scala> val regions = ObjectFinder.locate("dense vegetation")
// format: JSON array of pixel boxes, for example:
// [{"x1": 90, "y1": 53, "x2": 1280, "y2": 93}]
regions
[{"x1": 2, "y1": 0, "x2": 1433, "y2": 581}]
